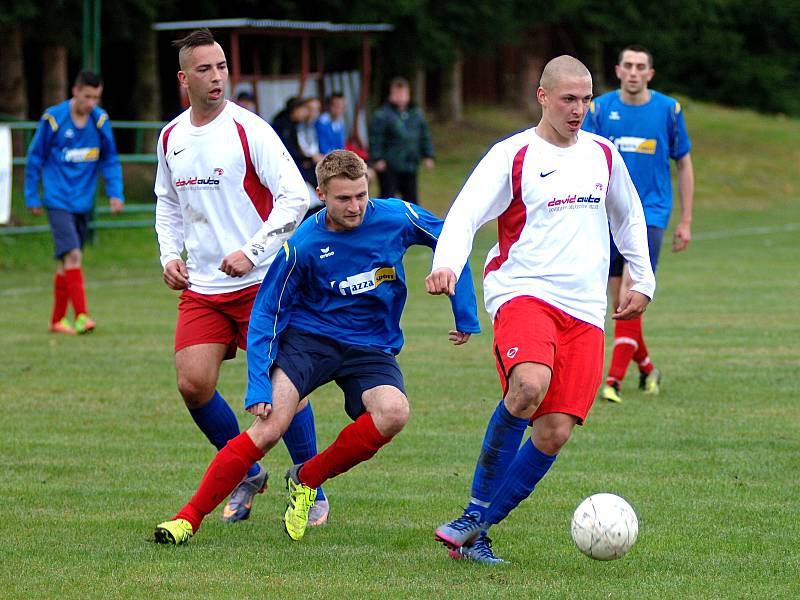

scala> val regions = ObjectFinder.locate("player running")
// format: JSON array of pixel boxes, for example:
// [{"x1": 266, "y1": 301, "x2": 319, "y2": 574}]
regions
[
  {"x1": 153, "y1": 149, "x2": 480, "y2": 545},
  {"x1": 428, "y1": 56, "x2": 655, "y2": 563}
]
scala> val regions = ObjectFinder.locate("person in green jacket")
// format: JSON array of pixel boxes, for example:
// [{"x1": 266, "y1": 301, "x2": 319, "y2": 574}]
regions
[{"x1": 368, "y1": 77, "x2": 435, "y2": 205}]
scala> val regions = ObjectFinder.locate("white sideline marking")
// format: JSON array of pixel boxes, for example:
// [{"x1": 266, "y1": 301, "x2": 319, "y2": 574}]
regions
[
  {"x1": 1, "y1": 276, "x2": 156, "y2": 297},
  {"x1": 692, "y1": 223, "x2": 800, "y2": 241}
]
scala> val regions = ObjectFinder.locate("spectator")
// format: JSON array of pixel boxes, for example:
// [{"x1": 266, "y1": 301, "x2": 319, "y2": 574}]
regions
[
  {"x1": 235, "y1": 90, "x2": 258, "y2": 114},
  {"x1": 316, "y1": 93, "x2": 347, "y2": 153},
  {"x1": 369, "y1": 76, "x2": 434, "y2": 205}
]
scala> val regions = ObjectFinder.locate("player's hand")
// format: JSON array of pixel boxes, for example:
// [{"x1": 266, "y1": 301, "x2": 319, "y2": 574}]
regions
[
  {"x1": 219, "y1": 250, "x2": 255, "y2": 277},
  {"x1": 246, "y1": 402, "x2": 272, "y2": 420},
  {"x1": 423, "y1": 157, "x2": 435, "y2": 169},
  {"x1": 672, "y1": 222, "x2": 691, "y2": 252},
  {"x1": 449, "y1": 330, "x2": 471, "y2": 345},
  {"x1": 613, "y1": 290, "x2": 650, "y2": 320},
  {"x1": 29, "y1": 207, "x2": 43, "y2": 216},
  {"x1": 373, "y1": 159, "x2": 387, "y2": 173},
  {"x1": 109, "y1": 198, "x2": 124, "y2": 215},
  {"x1": 425, "y1": 267, "x2": 457, "y2": 296},
  {"x1": 163, "y1": 259, "x2": 190, "y2": 290}
]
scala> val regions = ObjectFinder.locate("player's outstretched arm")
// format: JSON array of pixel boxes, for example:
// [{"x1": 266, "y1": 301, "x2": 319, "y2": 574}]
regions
[{"x1": 426, "y1": 267, "x2": 457, "y2": 296}]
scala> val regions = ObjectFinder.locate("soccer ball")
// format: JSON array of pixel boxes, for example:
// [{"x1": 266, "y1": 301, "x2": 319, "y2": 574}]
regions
[{"x1": 570, "y1": 493, "x2": 638, "y2": 560}]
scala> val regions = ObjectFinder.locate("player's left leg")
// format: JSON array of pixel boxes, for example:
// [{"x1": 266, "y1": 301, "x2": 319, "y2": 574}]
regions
[{"x1": 155, "y1": 369, "x2": 300, "y2": 544}]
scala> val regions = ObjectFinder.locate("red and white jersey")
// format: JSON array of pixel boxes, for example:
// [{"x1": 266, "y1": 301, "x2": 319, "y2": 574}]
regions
[
  {"x1": 432, "y1": 127, "x2": 655, "y2": 329},
  {"x1": 155, "y1": 101, "x2": 310, "y2": 294}
]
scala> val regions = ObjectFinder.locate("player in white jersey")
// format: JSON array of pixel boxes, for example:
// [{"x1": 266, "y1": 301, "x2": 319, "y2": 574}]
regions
[
  {"x1": 154, "y1": 29, "x2": 329, "y2": 527},
  {"x1": 427, "y1": 56, "x2": 655, "y2": 563}
]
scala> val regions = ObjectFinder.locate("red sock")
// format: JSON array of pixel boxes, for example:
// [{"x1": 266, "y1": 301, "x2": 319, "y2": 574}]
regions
[
  {"x1": 64, "y1": 268, "x2": 88, "y2": 316},
  {"x1": 631, "y1": 316, "x2": 653, "y2": 374},
  {"x1": 176, "y1": 432, "x2": 264, "y2": 532},
  {"x1": 298, "y1": 413, "x2": 392, "y2": 489},
  {"x1": 606, "y1": 318, "x2": 639, "y2": 385},
  {"x1": 51, "y1": 273, "x2": 69, "y2": 323}
]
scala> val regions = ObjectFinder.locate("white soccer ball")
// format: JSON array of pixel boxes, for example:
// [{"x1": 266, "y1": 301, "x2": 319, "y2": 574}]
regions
[{"x1": 570, "y1": 493, "x2": 638, "y2": 560}]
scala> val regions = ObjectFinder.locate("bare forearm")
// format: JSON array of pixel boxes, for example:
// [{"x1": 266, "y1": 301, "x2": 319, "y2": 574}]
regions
[{"x1": 676, "y1": 154, "x2": 694, "y2": 225}]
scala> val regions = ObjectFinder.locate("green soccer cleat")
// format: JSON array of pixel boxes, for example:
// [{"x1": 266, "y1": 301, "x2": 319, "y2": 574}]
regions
[
  {"x1": 640, "y1": 368, "x2": 662, "y2": 396},
  {"x1": 74, "y1": 313, "x2": 96, "y2": 335},
  {"x1": 284, "y1": 465, "x2": 317, "y2": 541},
  {"x1": 154, "y1": 518, "x2": 193, "y2": 545},
  {"x1": 600, "y1": 382, "x2": 622, "y2": 403}
]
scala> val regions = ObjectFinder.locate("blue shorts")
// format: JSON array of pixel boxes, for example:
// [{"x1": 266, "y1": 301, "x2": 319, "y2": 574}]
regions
[
  {"x1": 274, "y1": 326, "x2": 406, "y2": 420},
  {"x1": 609, "y1": 225, "x2": 664, "y2": 277},
  {"x1": 47, "y1": 208, "x2": 90, "y2": 259}
]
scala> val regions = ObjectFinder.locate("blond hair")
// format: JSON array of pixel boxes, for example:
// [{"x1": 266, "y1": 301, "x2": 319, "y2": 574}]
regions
[{"x1": 315, "y1": 150, "x2": 368, "y2": 191}]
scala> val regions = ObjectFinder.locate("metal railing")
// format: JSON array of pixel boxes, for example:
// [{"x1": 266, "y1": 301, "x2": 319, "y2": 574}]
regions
[{"x1": 1, "y1": 120, "x2": 165, "y2": 236}]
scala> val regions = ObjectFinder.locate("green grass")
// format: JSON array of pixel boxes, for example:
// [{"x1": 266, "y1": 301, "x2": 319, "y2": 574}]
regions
[{"x1": 1, "y1": 103, "x2": 799, "y2": 599}]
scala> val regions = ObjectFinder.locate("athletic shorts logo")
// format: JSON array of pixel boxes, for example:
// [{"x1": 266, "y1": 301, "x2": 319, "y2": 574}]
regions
[{"x1": 506, "y1": 347, "x2": 518, "y2": 358}]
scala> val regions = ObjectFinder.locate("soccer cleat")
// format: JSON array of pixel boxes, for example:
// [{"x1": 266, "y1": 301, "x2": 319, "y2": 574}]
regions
[
  {"x1": 307, "y1": 498, "x2": 330, "y2": 527},
  {"x1": 435, "y1": 511, "x2": 483, "y2": 549},
  {"x1": 222, "y1": 463, "x2": 269, "y2": 523},
  {"x1": 154, "y1": 518, "x2": 194, "y2": 545},
  {"x1": 283, "y1": 465, "x2": 317, "y2": 541},
  {"x1": 448, "y1": 535, "x2": 507, "y2": 565},
  {"x1": 640, "y1": 368, "x2": 662, "y2": 396},
  {"x1": 48, "y1": 317, "x2": 76, "y2": 335},
  {"x1": 74, "y1": 313, "x2": 96, "y2": 334},
  {"x1": 600, "y1": 382, "x2": 622, "y2": 403}
]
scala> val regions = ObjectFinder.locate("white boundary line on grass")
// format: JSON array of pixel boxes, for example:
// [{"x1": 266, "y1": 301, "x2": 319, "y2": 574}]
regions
[
  {"x1": 3, "y1": 224, "x2": 798, "y2": 296},
  {"x1": 1, "y1": 276, "x2": 156, "y2": 297},
  {"x1": 692, "y1": 222, "x2": 800, "y2": 241}
]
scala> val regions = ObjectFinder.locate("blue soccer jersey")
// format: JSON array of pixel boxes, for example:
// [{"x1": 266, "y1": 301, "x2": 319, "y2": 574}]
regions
[
  {"x1": 245, "y1": 198, "x2": 481, "y2": 408},
  {"x1": 24, "y1": 100, "x2": 124, "y2": 213},
  {"x1": 582, "y1": 90, "x2": 690, "y2": 229}
]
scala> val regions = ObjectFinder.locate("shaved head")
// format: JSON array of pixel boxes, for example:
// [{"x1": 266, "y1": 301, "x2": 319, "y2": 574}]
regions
[{"x1": 540, "y1": 55, "x2": 591, "y2": 90}]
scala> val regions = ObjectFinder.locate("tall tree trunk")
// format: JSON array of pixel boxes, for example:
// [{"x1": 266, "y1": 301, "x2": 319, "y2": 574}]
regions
[
  {"x1": 437, "y1": 52, "x2": 463, "y2": 123},
  {"x1": 413, "y1": 67, "x2": 426, "y2": 110},
  {"x1": 41, "y1": 44, "x2": 68, "y2": 111},
  {"x1": 518, "y1": 26, "x2": 553, "y2": 120},
  {"x1": 132, "y1": 30, "x2": 161, "y2": 152},
  {"x1": 0, "y1": 28, "x2": 28, "y2": 119}
]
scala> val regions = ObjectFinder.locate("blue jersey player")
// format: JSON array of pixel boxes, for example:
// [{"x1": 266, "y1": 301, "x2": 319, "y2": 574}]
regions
[
  {"x1": 583, "y1": 45, "x2": 695, "y2": 402},
  {"x1": 154, "y1": 149, "x2": 481, "y2": 546},
  {"x1": 24, "y1": 70, "x2": 125, "y2": 335}
]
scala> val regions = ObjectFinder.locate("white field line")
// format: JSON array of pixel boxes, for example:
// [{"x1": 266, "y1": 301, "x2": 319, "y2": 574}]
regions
[
  {"x1": 1, "y1": 276, "x2": 157, "y2": 297},
  {"x1": 692, "y1": 222, "x2": 800, "y2": 241}
]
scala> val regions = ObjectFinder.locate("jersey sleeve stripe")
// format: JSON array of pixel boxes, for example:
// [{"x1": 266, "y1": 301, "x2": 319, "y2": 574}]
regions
[
  {"x1": 234, "y1": 119, "x2": 274, "y2": 221},
  {"x1": 484, "y1": 144, "x2": 529, "y2": 277},
  {"x1": 161, "y1": 122, "x2": 178, "y2": 156}
]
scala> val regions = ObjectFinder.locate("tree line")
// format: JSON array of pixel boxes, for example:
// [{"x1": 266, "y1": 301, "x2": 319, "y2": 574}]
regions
[{"x1": 1, "y1": 0, "x2": 797, "y2": 122}]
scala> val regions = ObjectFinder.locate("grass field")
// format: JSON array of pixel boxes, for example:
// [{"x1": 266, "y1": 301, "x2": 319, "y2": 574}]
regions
[{"x1": 1, "y1": 102, "x2": 799, "y2": 599}]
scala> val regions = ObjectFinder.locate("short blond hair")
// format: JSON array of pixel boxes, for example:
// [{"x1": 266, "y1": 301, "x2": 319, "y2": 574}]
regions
[{"x1": 315, "y1": 150, "x2": 368, "y2": 191}]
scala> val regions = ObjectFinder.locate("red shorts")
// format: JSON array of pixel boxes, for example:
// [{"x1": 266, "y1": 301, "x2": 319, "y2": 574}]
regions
[
  {"x1": 174, "y1": 284, "x2": 260, "y2": 359},
  {"x1": 493, "y1": 296, "x2": 604, "y2": 424}
]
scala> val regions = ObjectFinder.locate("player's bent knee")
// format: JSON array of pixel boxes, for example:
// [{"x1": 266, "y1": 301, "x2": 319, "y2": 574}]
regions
[
  {"x1": 177, "y1": 376, "x2": 216, "y2": 409},
  {"x1": 507, "y1": 378, "x2": 547, "y2": 412},
  {"x1": 370, "y1": 393, "x2": 409, "y2": 438},
  {"x1": 535, "y1": 425, "x2": 573, "y2": 455},
  {"x1": 246, "y1": 419, "x2": 283, "y2": 452}
]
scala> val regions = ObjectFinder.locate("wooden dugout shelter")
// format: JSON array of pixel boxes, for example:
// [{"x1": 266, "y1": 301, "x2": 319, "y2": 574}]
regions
[{"x1": 152, "y1": 18, "x2": 394, "y2": 147}]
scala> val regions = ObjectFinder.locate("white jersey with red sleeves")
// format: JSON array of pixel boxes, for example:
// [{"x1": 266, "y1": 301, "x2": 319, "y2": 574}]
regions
[
  {"x1": 431, "y1": 127, "x2": 655, "y2": 330},
  {"x1": 155, "y1": 100, "x2": 310, "y2": 294}
]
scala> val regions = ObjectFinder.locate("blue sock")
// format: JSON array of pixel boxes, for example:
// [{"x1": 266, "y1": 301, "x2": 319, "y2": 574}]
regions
[
  {"x1": 189, "y1": 390, "x2": 259, "y2": 478},
  {"x1": 283, "y1": 402, "x2": 326, "y2": 501},
  {"x1": 484, "y1": 437, "x2": 557, "y2": 526},
  {"x1": 465, "y1": 400, "x2": 529, "y2": 521}
]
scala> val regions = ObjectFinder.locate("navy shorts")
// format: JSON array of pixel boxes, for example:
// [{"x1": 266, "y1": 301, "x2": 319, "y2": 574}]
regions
[
  {"x1": 47, "y1": 208, "x2": 91, "y2": 259},
  {"x1": 274, "y1": 327, "x2": 406, "y2": 420},
  {"x1": 609, "y1": 225, "x2": 664, "y2": 277}
]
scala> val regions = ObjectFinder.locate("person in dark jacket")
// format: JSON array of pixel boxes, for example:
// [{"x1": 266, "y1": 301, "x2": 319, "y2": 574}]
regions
[{"x1": 368, "y1": 77, "x2": 435, "y2": 205}]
